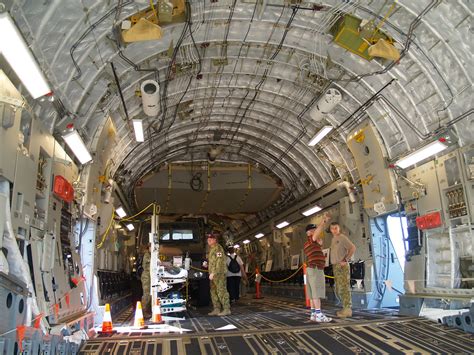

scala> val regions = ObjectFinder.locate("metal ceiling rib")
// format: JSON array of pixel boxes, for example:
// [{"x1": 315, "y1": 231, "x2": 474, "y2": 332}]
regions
[{"x1": 9, "y1": 0, "x2": 473, "y2": 219}]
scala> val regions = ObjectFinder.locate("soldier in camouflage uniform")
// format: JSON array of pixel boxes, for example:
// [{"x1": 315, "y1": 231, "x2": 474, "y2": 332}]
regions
[
  {"x1": 329, "y1": 222, "x2": 356, "y2": 318},
  {"x1": 140, "y1": 244, "x2": 152, "y2": 318},
  {"x1": 207, "y1": 233, "x2": 231, "y2": 316}
]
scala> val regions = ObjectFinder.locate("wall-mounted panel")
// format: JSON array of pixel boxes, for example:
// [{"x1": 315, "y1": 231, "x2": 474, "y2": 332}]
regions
[{"x1": 347, "y1": 122, "x2": 397, "y2": 216}]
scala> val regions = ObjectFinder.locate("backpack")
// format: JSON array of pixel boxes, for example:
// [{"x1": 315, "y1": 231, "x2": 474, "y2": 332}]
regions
[{"x1": 228, "y1": 255, "x2": 241, "y2": 273}]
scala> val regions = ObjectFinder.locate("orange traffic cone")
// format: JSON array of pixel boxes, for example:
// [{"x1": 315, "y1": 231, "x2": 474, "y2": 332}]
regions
[
  {"x1": 133, "y1": 301, "x2": 148, "y2": 329},
  {"x1": 99, "y1": 303, "x2": 116, "y2": 334},
  {"x1": 152, "y1": 298, "x2": 164, "y2": 324}
]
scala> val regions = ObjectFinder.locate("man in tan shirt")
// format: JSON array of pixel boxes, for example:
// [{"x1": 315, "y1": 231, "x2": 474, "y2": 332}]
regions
[{"x1": 330, "y1": 222, "x2": 356, "y2": 318}]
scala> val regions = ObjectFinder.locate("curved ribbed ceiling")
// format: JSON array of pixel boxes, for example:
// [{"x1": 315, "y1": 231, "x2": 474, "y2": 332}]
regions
[{"x1": 9, "y1": 0, "x2": 473, "y2": 224}]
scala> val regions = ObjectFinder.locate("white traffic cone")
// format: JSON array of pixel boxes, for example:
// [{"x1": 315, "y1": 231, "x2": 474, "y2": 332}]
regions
[{"x1": 132, "y1": 301, "x2": 148, "y2": 329}]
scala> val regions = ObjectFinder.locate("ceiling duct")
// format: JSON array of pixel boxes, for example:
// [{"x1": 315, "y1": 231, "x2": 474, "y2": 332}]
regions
[
  {"x1": 309, "y1": 88, "x2": 342, "y2": 121},
  {"x1": 141, "y1": 80, "x2": 160, "y2": 117}
]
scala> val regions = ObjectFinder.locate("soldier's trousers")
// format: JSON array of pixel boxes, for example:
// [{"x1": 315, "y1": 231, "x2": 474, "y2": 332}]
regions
[
  {"x1": 141, "y1": 275, "x2": 151, "y2": 313},
  {"x1": 210, "y1": 275, "x2": 230, "y2": 311},
  {"x1": 334, "y1": 263, "x2": 352, "y2": 309}
]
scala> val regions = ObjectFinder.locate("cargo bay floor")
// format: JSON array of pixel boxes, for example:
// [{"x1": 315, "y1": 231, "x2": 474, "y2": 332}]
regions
[{"x1": 80, "y1": 296, "x2": 473, "y2": 354}]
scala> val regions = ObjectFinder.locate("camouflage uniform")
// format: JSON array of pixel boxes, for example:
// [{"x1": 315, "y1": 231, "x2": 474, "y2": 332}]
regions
[
  {"x1": 333, "y1": 263, "x2": 352, "y2": 309},
  {"x1": 141, "y1": 251, "x2": 151, "y2": 315},
  {"x1": 330, "y1": 232, "x2": 354, "y2": 313},
  {"x1": 208, "y1": 243, "x2": 230, "y2": 313}
]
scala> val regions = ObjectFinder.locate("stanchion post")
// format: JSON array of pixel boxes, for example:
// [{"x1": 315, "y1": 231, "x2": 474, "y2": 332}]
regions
[
  {"x1": 255, "y1": 267, "x2": 263, "y2": 299},
  {"x1": 303, "y1": 263, "x2": 310, "y2": 308}
]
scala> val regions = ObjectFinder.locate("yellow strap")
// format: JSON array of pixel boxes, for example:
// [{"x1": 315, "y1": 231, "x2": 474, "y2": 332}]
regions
[
  {"x1": 190, "y1": 265, "x2": 336, "y2": 281},
  {"x1": 96, "y1": 211, "x2": 115, "y2": 249},
  {"x1": 121, "y1": 202, "x2": 155, "y2": 221},
  {"x1": 259, "y1": 264, "x2": 304, "y2": 283},
  {"x1": 190, "y1": 265, "x2": 209, "y2": 273},
  {"x1": 149, "y1": 0, "x2": 158, "y2": 22}
]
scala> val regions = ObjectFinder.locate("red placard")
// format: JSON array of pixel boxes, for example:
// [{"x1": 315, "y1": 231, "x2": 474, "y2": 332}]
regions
[
  {"x1": 53, "y1": 175, "x2": 74, "y2": 202},
  {"x1": 416, "y1": 211, "x2": 442, "y2": 230}
]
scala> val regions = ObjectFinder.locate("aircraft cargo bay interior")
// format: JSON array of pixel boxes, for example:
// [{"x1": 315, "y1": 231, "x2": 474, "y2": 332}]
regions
[{"x1": 0, "y1": 0, "x2": 473, "y2": 354}]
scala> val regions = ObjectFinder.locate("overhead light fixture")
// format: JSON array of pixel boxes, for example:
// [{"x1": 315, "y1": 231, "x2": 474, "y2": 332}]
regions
[
  {"x1": 62, "y1": 130, "x2": 92, "y2": 164},
  {"x1": 132, "y1": 119, "x2": 144, "y2": 142},
  {"x1": 0, "y1": 12, "x2": 51, "y2": 99},
  {"x1": 233, "y1": 244, "x2": 240, "y2": 249},
  {"x1": 115, "y1": 207, "x2": 127, "y2": 218},
  {"x1": 255, "y1": 233, "x2": 264, "y2": 239},
  {"x1": 308, "y1": 125, "x2": 333, "y2": 146},
  {"x1": 243, "y1": 239, "x2": 251, "y2": 244},
  {"x1": 276, "y1": 221, "x2": 289, "y2": 229},
  {"x1": 395, "y1": 139, "x2": 448, "y2": 169},
  {"x1": 302, "y1": 205, "x2": 322, "y2": 217},
  {"x1": 126, "y1": 223, "x2": 135, "y2": 231}
]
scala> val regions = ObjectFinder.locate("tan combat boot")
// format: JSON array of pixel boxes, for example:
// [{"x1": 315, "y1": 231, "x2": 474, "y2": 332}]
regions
[
  {"x1": 218, "y1": 308, "x2": 231, "y2": 316},
  {"x1": 208, "y1": 308, "x2": 221, "y2": 316},
  {"x1": 336, "y1": 308, "x2": 352, "y2": 318}
]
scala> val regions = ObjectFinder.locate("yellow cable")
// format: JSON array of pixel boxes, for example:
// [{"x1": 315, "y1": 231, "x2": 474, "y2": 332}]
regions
[
  {"x1": 257, "y1": 264, "x2": 336, "y2": 283},
  {"x1": 190, "y1": 265, "x2": 209, "y2": 273},
  {"x1": 189, "y1": 265, "x2": 336, "y2": 281},
  {"x1": 259, "y1": 265, "x2": 304, "y2": 283},
  {"x1": 371, "y1": 2, "x2": 397, "y2": 43},
  {"x1": 376, "y1": 2, "x2": 396, "y2": 32},
  {"x1": 150, "y1": 0, "x2": 158, "y2": 22},
  {"x1": 246, "y1": 272, "x2": 256, "y2": 281},
  {"x1": 120, "y1": 203, "x2": 154, "y2": 221},
  {"x1": 97, "y1": 211, "x2": 115, "y2": 249},
  {"x1": 126, "y1": 216, "x2": 152, "y2": 223}
]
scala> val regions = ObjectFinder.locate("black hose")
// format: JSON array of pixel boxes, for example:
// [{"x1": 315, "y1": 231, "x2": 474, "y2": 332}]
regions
[
  {"x1": 165, "y1": 0, "x2": 203, "y2": 133},
  {"x1": 110, "y1": 62, "x2": 130, "y2": 121},
  {"x1": 70, "y1": 1, "x2": 133, "y2": 81}
]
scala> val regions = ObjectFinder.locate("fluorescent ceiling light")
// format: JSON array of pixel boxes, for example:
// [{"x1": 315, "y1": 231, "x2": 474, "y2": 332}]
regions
[
  {"x1": 276, "y1": 221, "x2": 289, "y2": 229},
  {"x1": 0, "y1": 12, "x2": 51, "y2": 99},
  {"x1": 255, "y1": 233, "x2": 264, "y2": 239},
  {"x1": 115, "y1": 207, "x2": 127, "y2": 218},
  {"x1": 243, "y1": 239, "x2": 250, "y2": 244},
  {"x1": 302, "y1": 205, "x2": 322, "y2": 217},
  {"x1": 308, "y1": 125, "x2": 333, "y2": 146},
  {"x1": 233, "y1": 244, "x2": 240, "y2": 249},
  {"x1": 132, "y1": 119, "x2": 144, "y2": 142},
  {"x1": 126, "y1": 223, "x2": 135, "y2": 231},
  {"x1": 62, "y1": 130, "x2": 92, "y2": 164},
  {"x1": 395, "y1": 140, "x2": 448, "y2": 169}
]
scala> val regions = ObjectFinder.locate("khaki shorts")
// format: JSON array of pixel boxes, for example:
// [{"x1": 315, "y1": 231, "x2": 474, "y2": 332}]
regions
[{"x1": 306, "y1": 267, "x2": 326, "y2": 299}]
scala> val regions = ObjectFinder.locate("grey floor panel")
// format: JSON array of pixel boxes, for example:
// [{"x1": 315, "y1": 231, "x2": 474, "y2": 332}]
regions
[{"x1": 80, "y1": 296, "x2": 474, "y2": 354}]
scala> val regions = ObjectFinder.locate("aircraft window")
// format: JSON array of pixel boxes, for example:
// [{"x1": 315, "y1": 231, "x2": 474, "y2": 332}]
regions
[
  {"x1": 172, "y1": 230, "x2": 193, "y2": 240},
  {"x1": 160, "y1": 231, "x2": 171, "y2": 240},
  {"x1": 387, "y1": 215, "x2": 408, "y2": 271}
]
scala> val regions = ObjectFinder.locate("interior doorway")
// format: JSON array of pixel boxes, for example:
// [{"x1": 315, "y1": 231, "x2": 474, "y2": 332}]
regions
[{"x1": 386, "y1": 214, "x2": 408, "y2": 272}]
